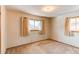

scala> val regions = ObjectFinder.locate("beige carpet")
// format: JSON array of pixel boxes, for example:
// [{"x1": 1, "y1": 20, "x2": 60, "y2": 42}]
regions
[{"x1": 6, "y1": 40, "x2": 79, "y2": 54}]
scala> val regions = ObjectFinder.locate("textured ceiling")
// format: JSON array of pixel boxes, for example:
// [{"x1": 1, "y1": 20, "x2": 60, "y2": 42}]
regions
[{"x1": 7, "y1": 5, "x2": 79, "y2": 17}]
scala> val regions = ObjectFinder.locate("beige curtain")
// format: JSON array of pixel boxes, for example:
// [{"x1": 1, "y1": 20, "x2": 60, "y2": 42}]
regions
[
  {"x1": 64, "y1": 17, "x2": 69, "y2": 35},
  {"x1": 20, "y1": 17, "x2": 29, "y2": 36},
  {"x1": 64, "y1": 17, "x2": 73, "y2": 36},
  {"x1": 40, "y1": 17, "x2": 46, "y2": 35}
]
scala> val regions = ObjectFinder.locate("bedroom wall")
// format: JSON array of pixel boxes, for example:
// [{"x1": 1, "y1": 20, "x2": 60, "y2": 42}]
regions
[
  {"x1": 7, "y1": 10, "x2": 49, "y2": 48},
  {"x1": 50, "y1": 10, "x2": 79, "y2": 48},
  {"x1": 1, "y1": 6, "x2": 8, "y2": 53},
  {"x1": 0, "y1": 8, "x2": 1, "y2": 53}
]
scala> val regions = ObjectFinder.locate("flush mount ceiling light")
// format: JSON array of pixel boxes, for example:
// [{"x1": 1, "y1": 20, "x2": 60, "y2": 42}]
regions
[{"x1": 41, "y1": 6, "x2": 56, "y2": 13}]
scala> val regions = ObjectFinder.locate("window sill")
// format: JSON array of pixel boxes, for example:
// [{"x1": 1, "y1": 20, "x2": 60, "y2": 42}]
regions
[
  {"x1": 30, "y1": 30, "x2": 41, "y2": 31},
  {"x1": 71, "y1": 31, "x2": 79, "y2": 33}
]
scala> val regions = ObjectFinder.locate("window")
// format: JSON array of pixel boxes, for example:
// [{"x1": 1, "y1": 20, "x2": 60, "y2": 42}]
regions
[
  {"x1": 29, "y1": 19, "x2": 42, "y2": 31},
  {"x1": 69, "y1": 17, "x2": 79, "y2": 32}
]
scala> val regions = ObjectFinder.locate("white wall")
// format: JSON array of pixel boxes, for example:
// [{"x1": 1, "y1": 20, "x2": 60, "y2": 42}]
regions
[
  {"x1": 7, "y1": 10, "x2": 49, "y2": 48},
  {"x1": 0, "y1": 8, "x2": 1, "y2": 53},
  {"x1": 50, "y1": 10, "x2": 79, "y2": 48},
  {"x1": 1, "y1": 6, "x2": 8, "y2": 53}
]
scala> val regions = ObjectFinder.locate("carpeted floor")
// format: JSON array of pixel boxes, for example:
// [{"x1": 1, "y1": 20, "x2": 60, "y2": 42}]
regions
[{"x1": 6, "y1": 39, "x2": 79, "y2": 54}]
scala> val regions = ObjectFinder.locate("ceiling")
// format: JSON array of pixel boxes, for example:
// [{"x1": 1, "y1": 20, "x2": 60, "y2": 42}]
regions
[{"x1": 7, "y1": 5, "x2": 79, "y2": 17}]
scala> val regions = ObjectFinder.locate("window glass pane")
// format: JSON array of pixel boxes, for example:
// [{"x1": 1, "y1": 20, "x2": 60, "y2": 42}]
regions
[
  {"x1": 76, "y1": 18, "x2": 79, "y2": 31},
  {"x1": 70, "y1": 18, "x2": 76, "y2": 24},
  {"x1": 69, "y1": 18, "x2": 76, "y2": 31},
  {"x1": 70, "y1": 26, "x2": 76, "y2": 31},
  {"x1": 69, "y1": 17, "x2": 79, "y2": 31},
  {"x1": 35, "y1": 20, "x2": 41, "y2": 30},
  {"x1": 29, "y1": 20, "x2": 34, "y2": 30},
  {"x1": 69, "y1": 18, "x2": 75, "y2": 31}
]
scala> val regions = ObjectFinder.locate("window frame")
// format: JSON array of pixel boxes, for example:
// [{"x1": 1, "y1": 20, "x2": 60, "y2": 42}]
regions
[
  {"x1": 29, "y1": 19, "x2": 42, "y2": 31},
  {"x1": 69, "y1": 16, "x2": 79, "y2": 32}
]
